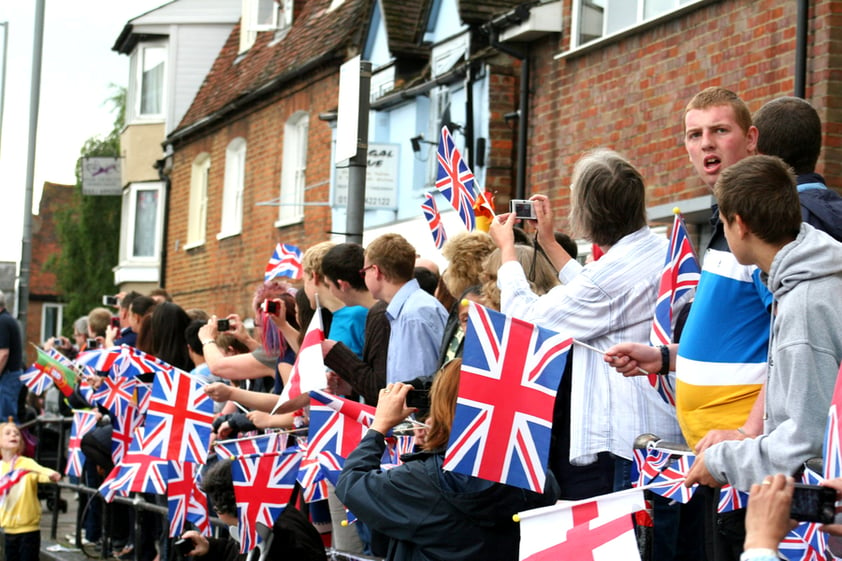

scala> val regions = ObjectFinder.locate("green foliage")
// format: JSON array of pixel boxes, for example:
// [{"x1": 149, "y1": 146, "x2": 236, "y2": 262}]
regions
[{"x1": 48, "y1": 87, "x2": 126, "y2": 326}]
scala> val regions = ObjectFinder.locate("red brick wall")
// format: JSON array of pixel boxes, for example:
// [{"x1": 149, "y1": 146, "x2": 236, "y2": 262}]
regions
[
  {"x1": 165, "y1": 66, "x2": 338, "y2": 317},
  {"x1": 525, "y1": 0, "x2": 840, "y2": 229}
]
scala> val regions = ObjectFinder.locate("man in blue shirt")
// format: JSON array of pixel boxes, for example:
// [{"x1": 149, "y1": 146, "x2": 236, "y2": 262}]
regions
[
  {"x1": 362, "y1": 234, "x2": 447, "y2": 384},
  {"x1": 0, "y1": 290, "x2": 23, "y2": 422}
]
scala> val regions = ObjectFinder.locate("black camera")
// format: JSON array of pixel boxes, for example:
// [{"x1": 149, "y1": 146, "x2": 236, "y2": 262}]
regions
[
  {"x1": 509, "y1": 199, "x2": 537, "y2": 220},
  {"x1": 102, "y1": 295, "x2": 119, "y2": 307},
  {"x1": 263, "y1": 300, "x2": 279, "y2": 315},
  {"x1": 790, "y1": 483, "x2": 837, "y2": 524},
  {"x1": 174, "y1": 537, "x2": 194, "y2": 557},
  {"x1": 405, "y1": 388, "x2": 430, "y2": 409},
  {"x1": 217, "y1": 319, "x2": 231, "y2": 332},
  {"x1": 87, "y1": 338, "x2": 100, "y2": 350}
]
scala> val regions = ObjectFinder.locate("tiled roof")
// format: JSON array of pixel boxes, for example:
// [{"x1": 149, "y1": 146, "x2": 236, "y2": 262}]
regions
[
  {"x1": 174, "y1": 0, "x2": 373, "y2": 137},
  {"x1": 381, "y1": 0, "x2": 431, "y2": 57},
  {"x1": 459, "y1": 0, "x2": 529, "y2": 24}
]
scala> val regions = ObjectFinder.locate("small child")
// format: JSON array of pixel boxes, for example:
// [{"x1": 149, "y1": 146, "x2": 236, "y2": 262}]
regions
[{"x1": 0, "y1": 420, "x2": 61, "y2": 561}]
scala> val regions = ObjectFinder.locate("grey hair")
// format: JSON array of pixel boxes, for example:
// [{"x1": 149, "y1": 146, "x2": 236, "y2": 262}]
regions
[
  {"x1": 73, "y1": 316, "x2": 89, "y2": 336},
  {"x1": 0, "y1": 290, "x2": 5, "y2": 308},
  {"x1": 568, "y1": 148, "x2": 648, "y2": 247}
]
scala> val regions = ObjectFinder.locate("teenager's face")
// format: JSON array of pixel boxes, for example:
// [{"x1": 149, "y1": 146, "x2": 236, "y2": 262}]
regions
[
  {"x1": 684, "y1": 104, "x2": 757, "y2": 190},
  {"x1": 0, "y1": 425, "x2": 21, "y2": 453}
]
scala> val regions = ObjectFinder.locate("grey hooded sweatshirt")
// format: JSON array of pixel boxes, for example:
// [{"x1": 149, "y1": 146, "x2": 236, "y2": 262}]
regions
[{"x1": 704, "y1": 223, "x2": 842, "y2": 491}]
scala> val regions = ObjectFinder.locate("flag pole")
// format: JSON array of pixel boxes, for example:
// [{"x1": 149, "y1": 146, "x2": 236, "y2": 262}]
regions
[{"x1": 572, "y1": 339, "x2": 650, "y2": 376}]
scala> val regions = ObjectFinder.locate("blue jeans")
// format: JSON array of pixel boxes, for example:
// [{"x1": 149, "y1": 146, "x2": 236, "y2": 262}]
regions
[{"x1": 0, "y1": 369, "x2": 22, "y2": 422}]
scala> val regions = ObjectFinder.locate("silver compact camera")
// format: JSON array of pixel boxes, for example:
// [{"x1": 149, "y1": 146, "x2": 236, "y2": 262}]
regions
[{"x1": 509, "y1": 199, "x2": 537, "y2": 220}]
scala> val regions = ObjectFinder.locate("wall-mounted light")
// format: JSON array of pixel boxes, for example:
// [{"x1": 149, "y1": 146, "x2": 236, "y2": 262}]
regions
[{"x1": 410, "y1": 134, "x2": 438, "y2": 153}]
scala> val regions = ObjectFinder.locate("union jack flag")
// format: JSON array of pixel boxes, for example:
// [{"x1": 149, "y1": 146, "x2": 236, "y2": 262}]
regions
[
  {"x1": 648, "y1": 454, "x2": 698, "y2": 504},
  {"x1": 275, "y1": 310, "x2": 326, "y2": 410},
  {"x1": 717, "y1": 485, "x2": 749, "y2": 513},
  {"x1": 421, "y1": 192, "x2": 448, "y2": 249},
  {"x1": 297, "y1": 449, "x2": 329, "y2": 502},
  {"x1": 443, "y1": 302, "x2": 571, "y2": 492},
  {"x1": 823, "y1": 363, "x2": 842, "y2": 480},
  {"x1": 648, "y1": 212, "x2": 700, "y2": 405},
  {"x1": 99, "y1": 442, "x2": 169, "y2": 502},
  {"x1": 318, "y1": 450, "x2": 345, "y2": 486},
  {"x1": 116, "y1": 345, "x2": 174, "y2": 379},
  {"x1": 231, "y1": 449, "x2": 303, "y2": 553},
  {"x1": 639, "y1": 448, "x2": 674, "y2": 485},
  {"x1": 111, "y1": 403, "x2": 142, "y2": 465},
  {"x1": 91, "y1": 374, "x2": 138, "y2": 421},
  {"x1": 265, "y1": 243, "x2": 304, "y2": 282},
  {"x1": 136, "y1": 369, "x2": 214, "y2": 464},
  {"x1": 436, "y1": 126, "x2": 477, "y2": 231},
  {"x1": 76, "y1": 347, "x2": 121, "y2": 373},
  {"x1": 65, "y1": 410, "x2": 99, "y2": 478},
  {"x1": 21, "y1": 365, "x2": 53, "y2": 395},
  {"x1": 167, "y1": 461, "x2": 210, "y2": 537},
  {"x1": 383, "y1": 435, "x2": 416, "y2": 468},
  {"x1": 0, "y1": 467, "x2": 31, "y2": 503},
  {"x1": 306, "y1": 391, "x2": 372, "y2": 467},
  {"x1": 215, "y1": 432, "x2": 286, "y2": 459}
]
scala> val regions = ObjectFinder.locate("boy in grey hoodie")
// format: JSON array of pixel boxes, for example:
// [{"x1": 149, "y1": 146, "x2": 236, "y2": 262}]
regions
[{"x1": 685, "y1": 155, "x2": 842, "y2": 492}]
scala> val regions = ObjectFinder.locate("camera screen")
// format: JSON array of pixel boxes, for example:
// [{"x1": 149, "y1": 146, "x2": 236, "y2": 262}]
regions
[{"x1": 790, "y1": 483, "x2": 836, "y2": 524}]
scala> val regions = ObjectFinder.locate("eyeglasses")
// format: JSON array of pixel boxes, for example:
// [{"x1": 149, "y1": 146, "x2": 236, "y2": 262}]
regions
[{"x1": 358, "y1": 264, "x2": 376, "y2": 278}]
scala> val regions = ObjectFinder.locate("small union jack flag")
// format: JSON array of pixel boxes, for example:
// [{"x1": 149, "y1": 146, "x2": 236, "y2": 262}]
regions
[
  {"x1": 297, "y1": 449, "x2": 329, "y2": 503},
  {"x1": 76, "y1": 347, "x2": 121, "y2": 373},
  {"x1": 436, "y1": 126, "x2": 477, "y2": 231},
  {"x1": 421, "y1": 192, "x2": 448, "y2": 249},
  {"x1": 215, "y1": 432, "x2": 286, "y2": 460},
  {"x1": 0, "y1": 467, "x2": 31, "y2": 503},
  {"x1": 443, "y1": 302, "x2": 571, "y2": 492},
  {"x1": 116, "y1": 345, "x2": 174, "y2": 379},
  {"x1": 231, "y1": 448, "x2": 303, "y2": 553},
  {"x1": 648, "y1": 212, "x2": 700, "y2": 405},
  {"x1": 275, "y1": 310, "x2": 326, "y2": 410},
  {"x1": 111, "y1": 403, "x2": 142, "y2": 465},
  {"x1": 91, "y1": 374, "x2": 138, "y2": 422},
  {"x1": 167, "y1": 461, "x2": 210, "y2": 537},
  {"x1": 823, "y1": 363, "x2": 842, "y2": 481},
  {"x1": 136, "y1": 369, "x2": 214, "y2": 464},
  {"x1": 21, "y1": 365, "x2": 53, "y2": 395},
  {"x1": 717, "y1": 484, "x2": 749, "y2": 513},
  {"x1": 382, "y1": 435, "x2": 416, "y2": 468},
  {"x1": 265, "y1": 243, "x2": 303, "y2": 282},
  {"x1": 65, "y1": 410, "x2": 99, "y2": 478},
  {"x1": 648, "y1": 454, "x2": 698, "y2": 504},
  {"x1": 99, "y1": 441, "x2": 169, "y2": 502},
  {"x1": 306, "y1": 391, "x2": 372, "y2": 469}
]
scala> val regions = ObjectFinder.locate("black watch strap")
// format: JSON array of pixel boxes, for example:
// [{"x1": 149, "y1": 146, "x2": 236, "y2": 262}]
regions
[{"x1": 658, "y1": 345, "x2": 670, "y2": 376}]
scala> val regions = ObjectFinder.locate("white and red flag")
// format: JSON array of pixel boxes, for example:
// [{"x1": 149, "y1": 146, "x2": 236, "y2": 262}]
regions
[
  {"x1": 273, "y1": 309, "x2": 326, "y2": 413},
  {"x1": 518, "y1": 488, "x2": 645, "y2": 561}
]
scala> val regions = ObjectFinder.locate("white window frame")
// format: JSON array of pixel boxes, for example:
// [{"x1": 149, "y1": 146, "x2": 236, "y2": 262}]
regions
[
  {"x1": 276, "y1": 112, "x2": 309, "y2": 227},
  {"x1": 240, "y1": 0, "x2": 293, "y2": 52},
  {"x1": 424, "y1": 86, "x2": 451, "y2": 188},
  {"x1": 41, "y1": 303, "x2": 64, "y2": 342},
  {"x1": 219, "y1": 138, "x2": 247, "y2": 239},
  {"x1": 133, "y1": 42, "x2": 166, "y2": 121},
  {"x1": 125, "y1": 182, "x2": 164, "y2": 261},
  {"x1": 570, "y1": 0, "x2": 707, "y2": 50},
  {"x1": 186, "y1": 153, "x2": 210, "y2": 249}
]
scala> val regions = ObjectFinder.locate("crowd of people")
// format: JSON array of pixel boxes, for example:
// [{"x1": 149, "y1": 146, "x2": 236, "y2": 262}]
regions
[{"x1": 1, "y1": 86, "x2": 842, "y2": 561}]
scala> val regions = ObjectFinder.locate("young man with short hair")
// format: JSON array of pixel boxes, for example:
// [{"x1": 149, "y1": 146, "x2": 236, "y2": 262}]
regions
[
  {"x1": 362, "y1": 233, "x2": 447, "y2": 384},
  {"x1": 685, "y1": 155, "x2": 842, "y2": 492}
]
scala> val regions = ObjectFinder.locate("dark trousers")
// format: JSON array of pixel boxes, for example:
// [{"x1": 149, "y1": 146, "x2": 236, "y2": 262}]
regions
[
  {"x1": 5, "y1": 530, "x2": 41, "y2": 561},
  {"x1": 699, "y1": 485, "x2": 745, "y2": 561}
]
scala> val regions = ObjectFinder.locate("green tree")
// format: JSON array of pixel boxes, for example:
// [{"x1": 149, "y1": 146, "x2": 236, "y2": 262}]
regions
[{"x1": 48, "y1": 87, "x2": 125, "y2": 327}]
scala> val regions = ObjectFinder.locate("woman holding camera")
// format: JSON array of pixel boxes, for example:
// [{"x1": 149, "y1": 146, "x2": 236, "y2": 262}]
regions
[{"x1": 335, "y1": 358, "x2": 560, "y2": 561}]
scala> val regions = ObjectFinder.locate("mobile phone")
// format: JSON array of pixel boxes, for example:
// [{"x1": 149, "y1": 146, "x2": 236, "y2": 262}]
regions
[
  {"x1": 217, "y1": 319, "x2": 231, "y2": 332},
  {"x1": 174, "y1": 537, "x2": 194, "y2": 557},
  {"x1": 405, "y1": 388, "x2": 430, "y2": 409},
  {"x1": 263, "y1": 300, "x2": 279, "y2": 315},
  {"x1": 790, "y1": 483, "x2": 836, "y2": 524},
  {"x1": 102, "y1": 295, "x2": 119, "y2": 307},
  {"x1": 509, "y1": 199, "x2": 537, "y2": 220},
  {"x1": 110, "y1": 316, "x2": 120, "y2": 329},
  {"x1": 87, "y1": 338, "x2": 100, "y2": 350}
]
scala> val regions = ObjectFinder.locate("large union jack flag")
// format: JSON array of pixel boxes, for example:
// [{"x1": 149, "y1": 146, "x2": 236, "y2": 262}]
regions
[
  {"x1": 648, "y1": 212, "x2": 700, "y2": 405},
  {"x1": 265, "y1": 243, "x2": 303, "y2": 282},
  {"x1": 167, "y1": 460, "x2": 210, "y2": 537},
  {"x1": 421, "y1": 192, "x2": 448, "y2": 249},
  {"x1": 823, "y1": 363, "x2": 842, "y2": 481},
  {"x1": 99, "y1": 441, "x2": 169, "y2": 502},
  {"x1": 436, "y1": 126, "x2": 477, "y2": 231},
  {"x1": 443, "y1": 302, "x2": 571, "y2": 492},
  {"x1": 231, "y1": 448, "x2": 303, "y2": 553},
  {"x1": 136, "y1": 369, "x2": 214, "y2": 464},
  {"x1": 65, "y1": 409, "x2": 99, "y2": 478}
]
